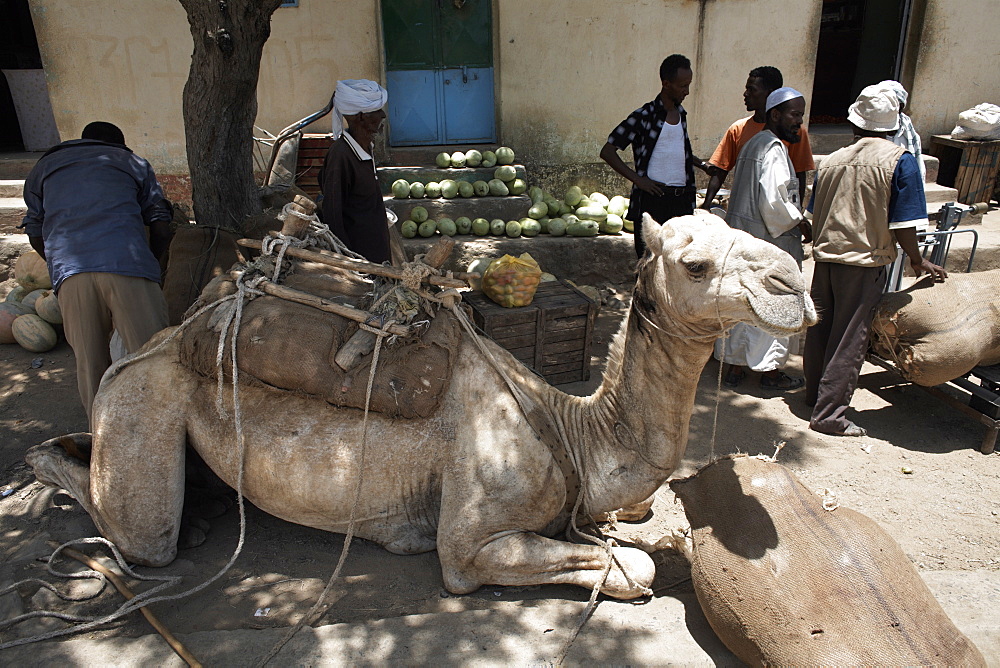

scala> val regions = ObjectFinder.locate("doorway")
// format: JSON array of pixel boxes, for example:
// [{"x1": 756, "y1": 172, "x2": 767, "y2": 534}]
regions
[
  {"x1": 381, "y1": 0, "x2": 496, "y2": 146},
  {"x1": 810, "y1": 0, "x2": 912, "y2": 124}
]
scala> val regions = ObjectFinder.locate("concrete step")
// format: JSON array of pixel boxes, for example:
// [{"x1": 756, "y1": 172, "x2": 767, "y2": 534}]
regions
[
  {"x1": 384, "y1": 194, "x2": 532, "y2": 224},
  {"x1": 807, "y1": 124, "x2": 853, "y2": 153},
  {"x1": 0, "y1": 197, "x2": 27, "y2": 234},
  {"x1": 0, "y1": 179, "x2": 25, "y2": 198},
  {"x1": 924, "y1": 181, "x2": 959, "y2": 205},
  {"x1": 0, "y1": 152, "x2": 43, "y2": 180},
  {"x1": 383, "y1": 144, "x2": 499, "y2": 168},
  {"x1": 811, "y1": 153, "x2": 939, "y2": 183},
  {"x1": 377, "y1": 165, "x2": 527, "y2": 196}
]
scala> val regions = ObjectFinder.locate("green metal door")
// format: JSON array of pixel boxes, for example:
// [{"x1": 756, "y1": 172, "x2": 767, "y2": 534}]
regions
[{"x1": 382, "y1": 0, "x2": 495, "y2": 145}]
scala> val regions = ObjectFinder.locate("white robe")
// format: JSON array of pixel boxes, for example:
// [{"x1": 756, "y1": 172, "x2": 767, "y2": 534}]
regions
[{"x1": 715, "y1": 140, "x2": 802, "y2": 371}]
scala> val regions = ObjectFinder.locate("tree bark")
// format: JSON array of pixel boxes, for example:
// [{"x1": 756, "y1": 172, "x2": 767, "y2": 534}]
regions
[{"x1": 179, "y1": 0, "x2": 282, "y2": 232}]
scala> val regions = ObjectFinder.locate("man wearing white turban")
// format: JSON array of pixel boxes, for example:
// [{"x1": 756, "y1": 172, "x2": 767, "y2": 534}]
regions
[{"x1": 318, "y1": 79, "x2": 393, "y2": 263}]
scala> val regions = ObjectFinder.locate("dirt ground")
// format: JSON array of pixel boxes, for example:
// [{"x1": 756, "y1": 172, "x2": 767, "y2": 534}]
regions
[{"x1": 1, "y1": 267, "x2": 999, "y2": 664}]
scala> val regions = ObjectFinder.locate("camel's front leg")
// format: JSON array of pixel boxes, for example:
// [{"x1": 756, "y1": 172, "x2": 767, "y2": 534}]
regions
[{"x1": 438, "y1": 530, "x2": 655, "y2": 600}]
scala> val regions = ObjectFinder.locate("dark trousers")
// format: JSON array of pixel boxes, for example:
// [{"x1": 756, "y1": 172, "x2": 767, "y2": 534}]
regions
[
  {"x1": 804, "y1": 262, "x2": 887, "y2": 433},
  {"x1": 632, "y1": 190, "x2": 695, "y2": 258}
]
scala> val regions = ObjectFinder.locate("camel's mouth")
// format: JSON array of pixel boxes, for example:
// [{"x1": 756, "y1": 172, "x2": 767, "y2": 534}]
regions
[{"x1": 746, "y1": 291, "x2": 817, "y2": 337}]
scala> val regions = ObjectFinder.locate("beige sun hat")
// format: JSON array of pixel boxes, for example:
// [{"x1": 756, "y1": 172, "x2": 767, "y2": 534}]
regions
[{"x1": 847, "y1": 84, "x2": 900, "y2": 132}]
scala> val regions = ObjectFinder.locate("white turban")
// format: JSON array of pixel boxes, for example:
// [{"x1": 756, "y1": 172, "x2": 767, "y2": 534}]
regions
[
  {"x1": 877, "y1": 80, "x2": 908, "y2": 107},
  {"x1": 332, "y1": 79, "x2": 388, "y2": 138},
  {"x1": 765, "y1": 86, "x2": 804, "y2": 112}
]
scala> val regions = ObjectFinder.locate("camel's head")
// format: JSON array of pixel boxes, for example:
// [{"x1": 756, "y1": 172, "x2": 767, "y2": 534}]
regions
[{"x1": 634, "y1": 212, "x2": 817, "y2": 339}]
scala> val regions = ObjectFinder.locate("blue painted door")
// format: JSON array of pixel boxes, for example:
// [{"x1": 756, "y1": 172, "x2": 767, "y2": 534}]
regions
[{"x1": 382, "y1": 0, "x2": 495, "y2": 146}]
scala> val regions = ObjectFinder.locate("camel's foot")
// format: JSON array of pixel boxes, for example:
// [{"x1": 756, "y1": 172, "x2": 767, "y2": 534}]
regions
[
  {"x1": 593, "y1": 494, "x2": 656, "y2": 525},
  {"x1": 600, "y1": 546, "x2": 656, "y2": 599},
  {"x1": 178, "y1": 516, "x2": 209, "y2": 550},
  {"x1": 25, "y1": 438, "x2": 91, "y2": 503}
]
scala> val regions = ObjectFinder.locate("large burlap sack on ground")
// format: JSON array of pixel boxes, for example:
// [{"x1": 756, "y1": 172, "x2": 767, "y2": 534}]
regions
[
  {"x1": 162, "y1": 226, "x2": 247, "y2": 326},
  {"x1": 177, "y1": 262, "x2": 461, "y2": 419},
  {"x1": 870, "y1": 269, "x2": 1000, "y2": 386},
  {"x1": 669, "y1": 455, "x2": 985, "y2": 667}
]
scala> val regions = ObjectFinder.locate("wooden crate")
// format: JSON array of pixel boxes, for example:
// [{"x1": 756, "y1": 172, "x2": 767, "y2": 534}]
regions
[
  {"x1": 295, "y1": 133, "x2": 335, "y2": 200},
  {"x1": 465, "y1": 279, "x2": 598, "y2": 385},
  {"x1": 929, "y1": 135, "x2": 1000, "y2": 205}
]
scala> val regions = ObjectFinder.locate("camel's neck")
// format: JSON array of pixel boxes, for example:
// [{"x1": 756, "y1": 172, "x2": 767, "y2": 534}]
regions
[{"x1": 568, "y1": 304, "x2": 717, "y2": 515}]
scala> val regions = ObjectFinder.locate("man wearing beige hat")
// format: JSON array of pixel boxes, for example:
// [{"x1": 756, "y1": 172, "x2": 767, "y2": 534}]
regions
[{"x1": 804, "y1": 84, "x2": 947, "y2": 437}]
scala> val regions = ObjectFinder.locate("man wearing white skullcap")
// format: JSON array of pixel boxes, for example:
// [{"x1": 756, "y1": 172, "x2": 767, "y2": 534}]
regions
[
  {"x1": 716, "y1": 87, "x2": 810, "y2": 391},
  {"x1": 803, "y1": 84, "x2": 946, "y2": 437},
  {"x1": 318, "y1": 79, "x2": 393, "y2": 264},
  {"x1": 877, "y1": 80, "x2": 925, "y2": 182}
]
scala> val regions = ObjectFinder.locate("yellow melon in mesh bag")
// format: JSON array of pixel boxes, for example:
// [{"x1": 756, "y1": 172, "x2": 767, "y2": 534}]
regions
[{"x1": 481, "y1": 254, "x2": 542, "y2": 308}]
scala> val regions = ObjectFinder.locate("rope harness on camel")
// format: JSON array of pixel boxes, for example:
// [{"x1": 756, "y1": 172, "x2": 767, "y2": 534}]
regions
[{"x1": 1, "y1": 202, "x2": 658, "y2": 665}]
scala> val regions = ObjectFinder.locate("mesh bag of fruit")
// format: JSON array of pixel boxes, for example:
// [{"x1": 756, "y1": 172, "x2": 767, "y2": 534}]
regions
[{"x1": 481, "y1": 254, "x2": 542, "y2": 308}]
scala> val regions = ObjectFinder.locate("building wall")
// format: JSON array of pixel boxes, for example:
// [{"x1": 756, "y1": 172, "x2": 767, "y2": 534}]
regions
[
  {"x1": 58, "y1": 0, "x2": 1000, "y2": 198},
  {"x1": 908, "y1": 0, "x2": 1000, "y2": 142}
]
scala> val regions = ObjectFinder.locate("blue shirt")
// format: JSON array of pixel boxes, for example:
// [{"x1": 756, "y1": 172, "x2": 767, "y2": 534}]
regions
[
  {"x1": 22, "y1": 139, "x2": 170, "y2": 291},
  {"x1": 808, "y1": 151, "x2": 927, "y2": 228}
]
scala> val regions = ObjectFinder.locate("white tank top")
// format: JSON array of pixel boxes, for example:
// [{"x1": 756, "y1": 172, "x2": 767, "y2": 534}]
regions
[{"x1": 646, "y1": 119, "x2": 686, "y2": 186}]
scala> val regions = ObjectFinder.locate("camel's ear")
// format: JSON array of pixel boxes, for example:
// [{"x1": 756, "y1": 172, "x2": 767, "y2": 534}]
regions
[{"x1": 642, "y1": 212, "x2": 667, "y2": 256}]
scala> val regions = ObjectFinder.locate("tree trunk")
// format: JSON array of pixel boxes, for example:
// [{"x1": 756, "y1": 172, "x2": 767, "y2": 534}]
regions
[{"x1": 179, "y1": 0, "x2": 282, "y2": 232}]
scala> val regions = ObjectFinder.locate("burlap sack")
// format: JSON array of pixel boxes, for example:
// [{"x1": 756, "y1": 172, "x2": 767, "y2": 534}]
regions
[
  {"x1": 162, "y1": 226, "x2": 246, "y2": 326},
  {"x1": 669, "y1": 455, "x2": 985, "y2": 667},
  {"x1": 871, "y1": 269, "x2": 1000, "y2": 386},
  {"x1": 177, "y1": 263, "x2": 461, "y2": 419}
]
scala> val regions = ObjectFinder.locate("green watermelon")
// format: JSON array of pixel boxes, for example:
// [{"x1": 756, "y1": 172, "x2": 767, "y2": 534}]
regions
[
  {"x1": 490, "y1": 218, "x2": 506, "y2": 235},
  {"x1": 391, "y1": 179, "x2": 410, "y2": 199},
  {"x1": 409, "y1": 181, "x2": 426, "y2": 198},
  {"x1": 435, "y1": 152, "x2": 451, "y2": 168},
  {"x1": 495, "y1": 146, "x2": 515, "y2": 165},
  {"x1": 455, "y1": 216, "x2": 473, "y2": 234},
  {"x1": 472, "y1": 218, "x2": 490, "y2": 235},
  {"x1": 400, "y1": 220, "x2": 418, "y2": 238},
  {"x1": 410, "y1": 206, "x2": 429, "y2": 223}
]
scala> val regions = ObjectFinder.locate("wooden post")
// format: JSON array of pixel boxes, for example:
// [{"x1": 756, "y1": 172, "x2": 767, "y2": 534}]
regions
[
  {"x1": 333, "y1": 237, "x2": 457, "y2": 371},
  {"x1": 236, "y1": 238, "x2": 475, "y2": 288}
]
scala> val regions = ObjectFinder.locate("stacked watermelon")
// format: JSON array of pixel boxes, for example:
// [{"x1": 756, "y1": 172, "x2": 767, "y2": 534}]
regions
[{"x1": 1, "y1": 251, "x2": 61, "y2": 353}]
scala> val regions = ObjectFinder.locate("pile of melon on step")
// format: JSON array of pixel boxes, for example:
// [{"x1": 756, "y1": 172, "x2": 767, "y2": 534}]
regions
[{"x1": 1, "y1": 251, "x2": 61, "y2": 353}]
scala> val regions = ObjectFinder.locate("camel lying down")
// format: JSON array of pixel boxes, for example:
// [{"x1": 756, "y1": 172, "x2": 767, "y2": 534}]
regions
[{"x1": 28, "y1": 213, "x2": 816, "y2": 600}]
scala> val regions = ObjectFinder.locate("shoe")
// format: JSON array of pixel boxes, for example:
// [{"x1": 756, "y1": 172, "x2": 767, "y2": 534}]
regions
[
  {"x1": 760, "y1": 372, "x2": 804, "y2": 391},
  {"x1": 723, "y1": 368, "x2": 745, "y2": 388}
]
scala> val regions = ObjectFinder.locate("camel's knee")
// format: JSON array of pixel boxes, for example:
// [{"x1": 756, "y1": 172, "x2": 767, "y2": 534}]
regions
[{"x1": 601, "y1": 546, "x2": 655, "y2": 600}]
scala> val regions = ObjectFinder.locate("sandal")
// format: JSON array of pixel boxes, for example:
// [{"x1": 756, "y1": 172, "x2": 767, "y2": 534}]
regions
[
  {"x1": 760, "y1": 372, "x2": 804, "y2": 391},
  {"x1": 723, "y1": 367, "x2": 745, "y2": 388},
  {"x1": 811, "y1": 421, "x2": 867, "y2": 437}
]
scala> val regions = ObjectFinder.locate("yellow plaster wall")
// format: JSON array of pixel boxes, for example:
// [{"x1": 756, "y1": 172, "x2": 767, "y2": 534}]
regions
[
  {"x1": 30, "y1": 0, "x2": 825, "y2": 176},
  {"x1": 28, "y1": 0, "x2": 381, "y2": 174},
  {"x1": 495, "y1": 0, "x2": 822, "y2": 166},
  {"x1": 908, "y1": 0, "x2": 1000, "y2": 141}
]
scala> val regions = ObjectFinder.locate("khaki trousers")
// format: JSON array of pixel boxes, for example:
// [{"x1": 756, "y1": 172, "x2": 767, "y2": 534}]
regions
[{"x1": 57, "y1": 272, "x2": 168, "y2": 426}]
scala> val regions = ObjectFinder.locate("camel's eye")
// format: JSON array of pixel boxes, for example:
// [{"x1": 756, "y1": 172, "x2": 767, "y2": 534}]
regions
[{"x1": 684, "y1": 260, "x2": 709, "y2": 277}]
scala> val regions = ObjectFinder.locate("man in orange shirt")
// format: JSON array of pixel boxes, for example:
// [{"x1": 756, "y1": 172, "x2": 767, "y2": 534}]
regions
[{"x1": 701, "y1": 66, "x2": 814, "y2": 209}]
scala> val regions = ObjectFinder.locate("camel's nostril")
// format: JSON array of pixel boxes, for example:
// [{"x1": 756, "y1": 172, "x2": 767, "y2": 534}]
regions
[{"x1": 765, "y1": 274, "x2": 797, "y2": 295}]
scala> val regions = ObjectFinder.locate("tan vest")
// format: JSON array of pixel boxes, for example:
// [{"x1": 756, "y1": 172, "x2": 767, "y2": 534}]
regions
[{"x1": 811, "y1": 137, "x2": 906, "y2": 267}]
